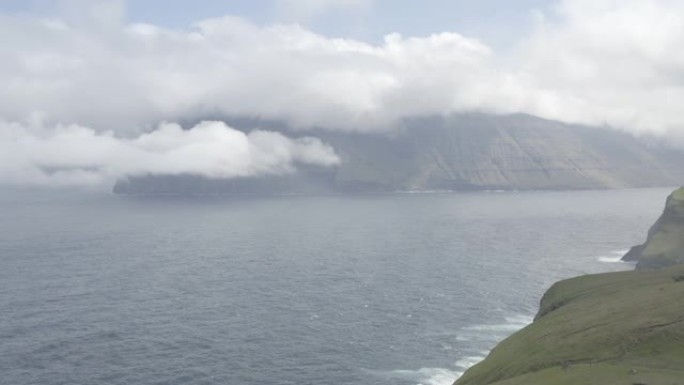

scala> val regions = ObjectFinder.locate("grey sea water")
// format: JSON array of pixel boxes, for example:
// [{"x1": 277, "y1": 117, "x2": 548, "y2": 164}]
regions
[{"x1": 0, "y1": 188, "x2": 671, "y2": 385}]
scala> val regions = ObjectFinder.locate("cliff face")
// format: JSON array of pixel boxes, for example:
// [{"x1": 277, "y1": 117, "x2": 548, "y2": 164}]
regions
[
  {"x1": 622, "y1": 187, "x2": 684, "y2": 269},
  {"x1": 343, "y1": 114, "x2": 684, "y2": 191},
  {"x1": 113, "y1": 114, "x2": 684, "y2": 195},
  {"x1": 454, "y1": 188, "x2": 684, "y2": 385}
]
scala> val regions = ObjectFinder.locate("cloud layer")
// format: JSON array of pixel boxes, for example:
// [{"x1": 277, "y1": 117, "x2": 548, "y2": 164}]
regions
[
  {"x1": 0, "y1": 12, "x2": 500, "y2": 132},
  {"x1": 517, "y1": 0, "x2": 684, "y2": 135},
  {"x1": 3, "y1": 0, "x2": 684, "y2": 134},
  {"x1": 2, "y1": 0, "x2": 684, "y2": 186},
  {"x1": 0, "y1": 121, "x2": 339, "y2": 186}
]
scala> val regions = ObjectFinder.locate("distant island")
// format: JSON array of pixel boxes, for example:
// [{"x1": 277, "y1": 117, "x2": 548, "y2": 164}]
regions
[
  {"x1": 114, "y1": 114, "x2": 684, "y2": 195},
  {"x1": 453, "y1": 187, "x2": 684, "y2": 385}
]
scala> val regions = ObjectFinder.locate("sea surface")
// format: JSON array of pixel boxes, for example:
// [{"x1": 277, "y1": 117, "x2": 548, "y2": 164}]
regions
[{"x1": 0, "y1": 188, "x2": 673, "y2": 385}]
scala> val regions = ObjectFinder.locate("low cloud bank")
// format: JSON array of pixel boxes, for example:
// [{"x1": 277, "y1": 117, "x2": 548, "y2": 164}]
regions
[{"x1": 0, "y1": 121, "x2": 339, "y2": 187}]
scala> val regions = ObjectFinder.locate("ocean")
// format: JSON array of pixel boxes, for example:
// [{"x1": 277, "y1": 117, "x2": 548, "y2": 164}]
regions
[{"x1": 0, "y1": 188, "x2": 671, "y2": 385}]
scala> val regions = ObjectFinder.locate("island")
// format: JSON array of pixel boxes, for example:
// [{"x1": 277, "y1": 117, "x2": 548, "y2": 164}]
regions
[{"x1": 114, "y1": 114, "x2": 684, "y2": 195}]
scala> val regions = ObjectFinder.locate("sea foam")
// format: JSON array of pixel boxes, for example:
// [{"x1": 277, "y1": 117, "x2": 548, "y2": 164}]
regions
[
  {"x1": 389, "y1": 314, "x2": 533, "y2": 385},
  {"x1": 386, "y1": 367, "x2": 462, "y2": 385},
  {"x1": 597, "y1": 249, "x2": 632, "y2": 263}
]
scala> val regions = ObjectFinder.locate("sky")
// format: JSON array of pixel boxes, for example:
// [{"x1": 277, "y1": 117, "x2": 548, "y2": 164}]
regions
[
  {"x1": 2, "y1": 0, "x2": 554, "y2": 45},
  {"x1": 2, "y1": 0, "x2": 684, "y2": 187}
]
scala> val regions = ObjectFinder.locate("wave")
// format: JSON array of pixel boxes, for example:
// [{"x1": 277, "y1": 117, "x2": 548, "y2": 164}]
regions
[
  {"x1": 450, "y1": 314, "x2": 532, "y2": 381},
  {"x1": 455, "y1": 355, "x2": 486, "y2": 370},
  {"x1": 458, "y1": 314, "x2": 533, "y2": 338},
  {"x1": 384, "y1": 314, "x2": 533, "y2": 385},
  {"x1": 394, "y1": 190, "x2": 454, "y2": 194},
  {"x1": 597, "y1": 249, "x2": 632, "y2": 263},
  {"x1": 384, "y1": 367, "x2": 463, "y2": 385}
]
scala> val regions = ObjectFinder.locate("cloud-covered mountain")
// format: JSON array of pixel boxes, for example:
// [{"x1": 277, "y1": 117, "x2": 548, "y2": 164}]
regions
[
  {"x1": 4, "y1": 1, "x2": 684, "y2": 191},
  {"x1": 113, "y1": 113, "x2": 684, "y2": 195}
]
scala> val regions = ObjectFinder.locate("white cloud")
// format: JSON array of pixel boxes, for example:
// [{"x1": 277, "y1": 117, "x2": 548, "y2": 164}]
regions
[
  {"x1": 2, "y1": 0, "x2": 684, "y2": 135},
  {"x1": 0, "y1": 10, "x2": 497, "y2": 130},
  {"x1": 0, "y1": 121, "x2": 339, "y2": 187},
  {"x1": 514, "y1": 0, "x2": 684, "y2": 134},
  {"x1": 0, "y1": 9, "x2": 503, "y2": 132},
  {"x1": 5, "y1": 0, "x2": 683, "y2": 136},
  {"x1": 2, "y1": 0, "x2": 684, "y2": 186}
]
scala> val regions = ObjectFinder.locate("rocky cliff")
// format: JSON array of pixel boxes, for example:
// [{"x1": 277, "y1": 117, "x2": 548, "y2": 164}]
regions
[
  {"x1": 113, "y1": 114, "x2": 684, "y2": 195},
  {"x1": 622, "y1": 187, "x2": 684, "y2": 269},
  {"x1": 453, "y1": 189, "x2": 684, "y2": 385}
]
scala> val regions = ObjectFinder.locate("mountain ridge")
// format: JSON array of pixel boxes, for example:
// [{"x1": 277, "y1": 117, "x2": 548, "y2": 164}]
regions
[{"x1": 113, "y1": 114, "x2": 684, "y2": 195}]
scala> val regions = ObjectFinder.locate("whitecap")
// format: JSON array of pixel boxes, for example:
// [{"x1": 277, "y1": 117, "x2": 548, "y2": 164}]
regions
[
  {"x1": 463, "y1": 315, "x2": 533, "y2": 332},
  {"x1": 504, "y1": 314, "x2": 534, "y2": 325},
  {"x1": 455, "y1": 356, "x2": 485, "y2": 370},
  {"x1": 381, "y1": 314, "x2": 533, "y2": 385},
  {"x1": 597, "y1": 255, "x2": 625, "y2": 263},
  {"x1": 462, "y1": 323, "x2": 523, "y2": 332},
  {"x1": 597, "y1": 249, "x2": 636, "y2": 263},
  {"x1": 455, "y1": 314, "x2": 532, "y2": 344},
  {"x1": 386, "y1": 367, "x2": 463, "y2": 385}
]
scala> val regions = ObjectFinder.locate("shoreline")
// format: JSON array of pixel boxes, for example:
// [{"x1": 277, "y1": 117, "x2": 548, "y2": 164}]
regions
[
  {"x1": 445, "y1": 249, "x2": 635, "y2": 385},
  {"x1": 453, "y1": 187, "x2": 684, "y2": 385}
]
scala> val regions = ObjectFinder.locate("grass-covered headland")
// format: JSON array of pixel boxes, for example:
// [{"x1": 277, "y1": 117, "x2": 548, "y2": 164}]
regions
[{"x1": 454, "y1": 188, "x2": 684, "y2": 385}]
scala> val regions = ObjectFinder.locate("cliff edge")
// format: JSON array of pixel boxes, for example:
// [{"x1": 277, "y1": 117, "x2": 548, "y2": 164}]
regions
[
  {"x1": 454, "y1": 189, "x2": 684, "y2": 385},
  {"x1": 622, "y1": 187, "x2": 684, "y2": 269}
]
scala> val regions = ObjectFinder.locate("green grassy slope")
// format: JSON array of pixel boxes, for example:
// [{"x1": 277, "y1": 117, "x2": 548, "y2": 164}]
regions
[{"x1": 454, "y1": 264, "x2": 684, "y2": 385}]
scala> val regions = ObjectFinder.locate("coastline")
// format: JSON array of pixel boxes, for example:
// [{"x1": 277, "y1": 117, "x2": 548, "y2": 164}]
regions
[
  {"x1": 453, "y1": 187, "x2": 684, "y2": 385},
  {"x1": 444, "y1": 250, "x2": 634, "y2": 385}
]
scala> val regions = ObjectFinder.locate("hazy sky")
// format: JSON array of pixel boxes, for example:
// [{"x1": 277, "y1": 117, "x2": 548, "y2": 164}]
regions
[
  {"x1": 2, "y1": 0, "x2": 554, "y2": 46},
  {"x1": 2, "y1": 0, "x2": 684, "y2": 186}
]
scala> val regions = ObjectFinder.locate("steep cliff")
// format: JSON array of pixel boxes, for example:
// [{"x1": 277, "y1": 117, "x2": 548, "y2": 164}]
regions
[
  {"x1": 113, "y1": 114, "x2": 684, "y2": 195},
  {"x1": 622, "y1": 187, "x2": 684, "y2": 269},
  {"x1": 454, "y1": 189, "x2": 684, "y2": 385},
  {"x1": 454, "y1": 264, "x2": 684, "y2": 385}
]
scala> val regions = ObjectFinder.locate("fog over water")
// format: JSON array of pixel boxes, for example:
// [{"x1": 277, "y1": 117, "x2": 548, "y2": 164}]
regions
[{"x1": 0, "y1": 188, "x2": 669, "y2": 385}]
